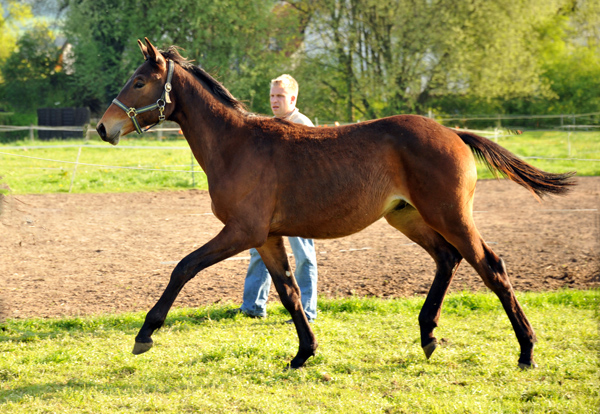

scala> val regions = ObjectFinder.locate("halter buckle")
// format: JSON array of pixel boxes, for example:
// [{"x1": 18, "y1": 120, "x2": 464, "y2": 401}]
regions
[
  {"x1": 157, "y1": 99, "x2": 166, "y2": 122},
  {"x1": 113, "y1": 60, "x2": 174, "y2": 133}
]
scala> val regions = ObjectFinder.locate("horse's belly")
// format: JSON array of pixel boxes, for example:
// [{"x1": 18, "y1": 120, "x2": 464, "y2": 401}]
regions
[{"x1": 271, "y1": 192, "x2": 408, "y2": 239}]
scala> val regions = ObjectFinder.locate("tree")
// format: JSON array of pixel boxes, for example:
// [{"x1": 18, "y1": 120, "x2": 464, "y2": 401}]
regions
[
  {"x1": 0, "y1": 1, "x2": 34, "y2": 80},
  {"x1": 291, "y1": 0, "x2": 581, "y2": 122},
  {"x1": 60, "y1": 0, "x2": 306, "y2": 114},
  {"x1": 0, "y1": 23, "x2": 70, "y2": 113},
  {"x1": 511, "y1": 0, "x2": 600, "y2": 115}
]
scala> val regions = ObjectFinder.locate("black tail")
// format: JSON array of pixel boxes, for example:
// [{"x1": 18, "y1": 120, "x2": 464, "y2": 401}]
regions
[{"x1": 454, "y1": 130, "x2": 576, "y2": 200}]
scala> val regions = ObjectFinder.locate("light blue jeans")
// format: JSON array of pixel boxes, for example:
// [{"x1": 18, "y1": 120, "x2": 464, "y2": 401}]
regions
[{"x1": 241, "y1": 237, "x2": 318, "y2": 321}]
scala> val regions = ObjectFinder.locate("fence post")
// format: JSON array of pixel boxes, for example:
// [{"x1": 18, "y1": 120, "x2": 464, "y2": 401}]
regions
[
  {"x1": 29, "y1": 125, "x2": 34, "y2": 142},
  {"x1": 191, "y1": 150, "x2": 195, "y2": 187},
  {"x1": 84, "y1": 124, "x2": 91, "y2": 141},
  {"x1": 69, "y1": 147, "x2": 82, "y2": 193}
]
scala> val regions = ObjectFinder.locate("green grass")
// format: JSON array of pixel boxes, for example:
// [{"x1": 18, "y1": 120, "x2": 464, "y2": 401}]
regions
[
  {"x1": 0, "y1": 290, "x2": 598, "y2": 413},
  {"x1": 476, "y1": 129, "x2": 600, "y2": 178},
  {"x1": 0, "y1": 130, "x2": 598, "y2": 194},
  {"x1": 0, "y1": 136, "x2": 206, "y2": 194}
]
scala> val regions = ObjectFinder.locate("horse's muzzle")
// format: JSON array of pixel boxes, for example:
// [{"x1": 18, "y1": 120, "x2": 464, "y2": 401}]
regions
[{"x1": 96, "y1": 123, "x2": 119, "y2": 145}]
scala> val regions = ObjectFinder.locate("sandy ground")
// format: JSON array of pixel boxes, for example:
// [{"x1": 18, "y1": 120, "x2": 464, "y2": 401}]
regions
[{"x1": 1, "y1": 177, "x2": 598, "y2": 319}]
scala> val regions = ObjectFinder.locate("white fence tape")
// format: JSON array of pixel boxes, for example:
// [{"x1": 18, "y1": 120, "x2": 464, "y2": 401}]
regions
[{"x1": 0, "y1": 150, "x2": 197, "y2": 173}]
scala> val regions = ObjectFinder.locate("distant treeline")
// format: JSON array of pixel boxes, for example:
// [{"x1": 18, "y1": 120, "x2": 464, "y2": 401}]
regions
[{"x1": 1, "y1": 0, "x2": 600, "y2": 126}]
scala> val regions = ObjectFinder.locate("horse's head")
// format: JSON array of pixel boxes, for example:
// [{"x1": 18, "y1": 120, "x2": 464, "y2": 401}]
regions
[{"x1": 97, "y1": 38, "x2": 175, "y2": 145}]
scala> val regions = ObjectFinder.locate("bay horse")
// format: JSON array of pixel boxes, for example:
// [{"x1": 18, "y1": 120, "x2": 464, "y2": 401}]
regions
[{"x1": 97, "y1": 38, "x2": 575, "y2": 369}]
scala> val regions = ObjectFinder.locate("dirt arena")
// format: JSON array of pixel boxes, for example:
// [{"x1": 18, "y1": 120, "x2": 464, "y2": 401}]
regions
[{"x1": 1, "y1": 177, "x2": 598, "y2": 319}]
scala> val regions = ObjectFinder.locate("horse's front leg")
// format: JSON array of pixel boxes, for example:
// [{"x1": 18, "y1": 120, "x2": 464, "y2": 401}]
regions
[
  {"x1": 133, "y1": 224, "x2": 256, "y2": 355},
  {"x1": 257, "y1": 236, "x2": 318, "y2": 368}
]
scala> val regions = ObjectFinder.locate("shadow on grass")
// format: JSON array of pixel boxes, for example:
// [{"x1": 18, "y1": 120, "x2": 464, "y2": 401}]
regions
[{"x1": 0, "y1": 290, "x2": 595, "y2": 344}]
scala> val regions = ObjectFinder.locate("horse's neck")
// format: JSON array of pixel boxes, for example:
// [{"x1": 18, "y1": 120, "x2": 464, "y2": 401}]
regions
[{"x1": 170, "y1": 67, "x2": 246, "y2": 172}]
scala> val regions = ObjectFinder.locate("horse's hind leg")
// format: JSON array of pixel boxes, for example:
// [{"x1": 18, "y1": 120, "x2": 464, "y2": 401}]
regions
[
  {"x1": 456, "y1": 236, "x2": 537, "y2": 368},
  {"x1": 256, "y1": 236, "x2": 317, "y2": 369},
  {"x1": 422, "y1": 215, "x2": 538, "y2": 368},
  {"x1": 385, "y1": 206, "x2": 463, "y2": 359}
]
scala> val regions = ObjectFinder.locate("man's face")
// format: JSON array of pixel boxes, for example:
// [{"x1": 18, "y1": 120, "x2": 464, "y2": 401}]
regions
[{"x1": 270, "y1": 84, "x2": 296, "y2": 118}]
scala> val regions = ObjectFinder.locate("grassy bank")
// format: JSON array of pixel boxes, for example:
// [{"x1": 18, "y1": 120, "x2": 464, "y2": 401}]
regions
[
  {"x1": 0, "y1": 137, "x2": 205, "y2": 194},
  {"x1": 0, "y1": 129, "x2": 598, "y2": 194},
  {"x1": 0, "y1": 290, "x2": 597, "y2": 413}
]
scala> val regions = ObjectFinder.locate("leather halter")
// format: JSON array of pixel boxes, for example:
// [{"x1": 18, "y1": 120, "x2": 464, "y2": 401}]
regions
[{"x1": 112, "y1": 59, "x2": 175, "y2": 134}]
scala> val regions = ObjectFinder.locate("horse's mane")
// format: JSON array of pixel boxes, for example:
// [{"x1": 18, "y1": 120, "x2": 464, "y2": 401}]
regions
[{"x1": 160, "y1": 46, "x2": 248, "y2": 114}]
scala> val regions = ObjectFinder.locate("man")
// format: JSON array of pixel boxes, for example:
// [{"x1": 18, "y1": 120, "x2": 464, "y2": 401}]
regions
[{"x1": 239, "y1": 74, "x2": 318, "y2": 322}]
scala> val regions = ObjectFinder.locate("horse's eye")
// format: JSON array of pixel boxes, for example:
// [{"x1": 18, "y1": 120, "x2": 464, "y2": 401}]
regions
[{"x1": 134, "y1": 81, "x2": 145, "y2": 89}]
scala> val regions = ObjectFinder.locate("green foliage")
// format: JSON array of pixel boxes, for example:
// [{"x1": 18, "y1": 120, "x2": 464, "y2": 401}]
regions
[
  {"x1": 0, "y1": 291, "x2": 597, "y2": 412},
  {"x1": 0, "y1": 112, "x2": 36, "y2": 127},
  {"x1": 294, "y1": 0, "x2": 569, "y2": 122},
  {"x1": 60, "y1": 0, "x2": 304, "y2": 114},
  {"x1": 495, "y1": 1, "x2": 600, "y2": 116},
  {"x1": 0, "y1": 23, "x2": 71, "y2": 114},
  {"x1": 4, "y1": 1, "x2": 600, "y2": 126},
  {"x1": 0, "y1": 1, "x2": 33, "y2": 69}
]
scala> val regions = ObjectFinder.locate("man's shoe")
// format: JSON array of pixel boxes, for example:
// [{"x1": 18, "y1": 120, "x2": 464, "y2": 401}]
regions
[{"x1": 229, "y1": 308, "x2": 266, "y2": 319}]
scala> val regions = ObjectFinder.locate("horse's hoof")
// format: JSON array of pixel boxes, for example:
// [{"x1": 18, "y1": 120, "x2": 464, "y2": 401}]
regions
[
  {"x1": 132, "y1": 340, "x2": 153, "y2": 355},
  {"x1": 288, "y1": 349, "x2": 315, "y2": 369},
  {"x1": 422, "y1": 339, "x2": 438, "y2": 359},
  {"x1": 518, "y1": 361, "x2": 538, "y2": 370},
  {"x1": 288, "y1": 358, "x2": 306, "y2": 370}
]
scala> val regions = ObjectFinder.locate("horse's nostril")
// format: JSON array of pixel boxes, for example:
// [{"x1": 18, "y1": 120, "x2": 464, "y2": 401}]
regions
[{"x1": 97, "y1": 123, "x2": 107, "y2": 140}]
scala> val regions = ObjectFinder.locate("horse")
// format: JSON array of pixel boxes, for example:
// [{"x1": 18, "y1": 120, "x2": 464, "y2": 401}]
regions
[{"x1": 97, "y1": 38, "x2": 575, "y2": 369}]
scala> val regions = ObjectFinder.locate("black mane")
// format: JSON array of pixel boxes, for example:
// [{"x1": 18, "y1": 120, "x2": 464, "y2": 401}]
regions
[{"x1": 161, "y1": 46, "x2": 248, "y2": 113}]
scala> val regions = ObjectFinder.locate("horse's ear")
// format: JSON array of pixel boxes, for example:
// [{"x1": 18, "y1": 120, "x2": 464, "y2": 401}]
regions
[
  {"x1": 144, "y1": 37, "x2": 166, "y2": 69},
  {"x1": 137, "y1": 39, "x2": 149, "y2": 60}
]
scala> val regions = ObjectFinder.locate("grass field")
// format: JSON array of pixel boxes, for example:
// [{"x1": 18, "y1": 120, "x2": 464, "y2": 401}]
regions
[
  {"x1": 0, "y1": 290, "x2": 597, "y2": 413},
  {"x1": 1, "y1": 129, "x2": 598, "y2": 412},
  {"x1": 0, "y1": 129, "x2": 598, "y2": 194}
]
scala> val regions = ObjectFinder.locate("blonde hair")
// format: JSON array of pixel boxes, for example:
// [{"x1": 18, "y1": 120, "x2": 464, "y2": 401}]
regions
[{"x1": 270, "y1": 74, "x2": 299, "y2": 97}]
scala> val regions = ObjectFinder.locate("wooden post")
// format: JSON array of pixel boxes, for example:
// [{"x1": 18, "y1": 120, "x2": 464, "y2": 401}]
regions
[
  {"x1": 69, "y1": 147, "x2": 82, "y2": 193},
  {"x1": 191, "y1": 151, "x2": 195, "y2": 187}
]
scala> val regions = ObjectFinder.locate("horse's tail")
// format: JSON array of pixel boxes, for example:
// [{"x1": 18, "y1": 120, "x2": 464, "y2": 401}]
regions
[{"x1": 453, "y1": 129, "x2": 576, "y2": 200}]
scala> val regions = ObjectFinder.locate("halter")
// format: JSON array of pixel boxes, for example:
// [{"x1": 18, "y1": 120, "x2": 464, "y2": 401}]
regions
[{"x1": 112, "y1": 59, "x2": 175, "y2": 134}]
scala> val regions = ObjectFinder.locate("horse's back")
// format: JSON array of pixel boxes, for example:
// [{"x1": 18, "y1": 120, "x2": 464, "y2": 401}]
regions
[{"x1": 263, "y1": 115, "x2": 478, "y2": 238}]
